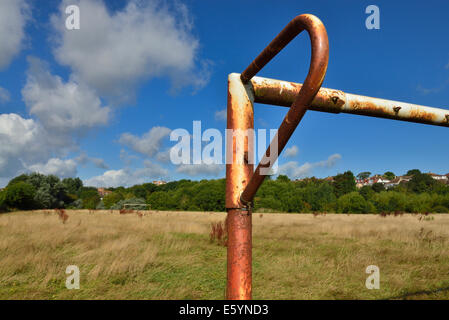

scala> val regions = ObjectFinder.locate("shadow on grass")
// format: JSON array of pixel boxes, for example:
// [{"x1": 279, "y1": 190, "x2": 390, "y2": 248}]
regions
[{"x1": 385, "y1": 285, "x2": 449, "y2": 300}]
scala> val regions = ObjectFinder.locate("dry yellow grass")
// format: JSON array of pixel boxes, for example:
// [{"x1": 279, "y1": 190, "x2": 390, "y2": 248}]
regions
[{"x1": 0, "y1": 210, "x2": 448, "y2": 299}]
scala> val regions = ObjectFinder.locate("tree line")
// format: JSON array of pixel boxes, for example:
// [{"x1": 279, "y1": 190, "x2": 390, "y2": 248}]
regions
[{"x1": 1, "y1": 170, "x2": 448, "y2": 214}]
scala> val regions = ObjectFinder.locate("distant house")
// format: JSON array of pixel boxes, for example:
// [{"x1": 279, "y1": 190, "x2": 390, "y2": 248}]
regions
[
  {"x1": 324, "y1": 176, "x2": 334, "y2": 183},
  {"x1": 385, "y1": 176, "x2": 412, "y2": 189},
  {"x1": 427, "y1": 173, "x2": 448, "y2": 181},
  {"x1": 152, "y1": 180, "x2": 167, "y2": 186},
  {"x1": 356, "y1": 179, "x2": 368, "y2": 189},
  {"x1": 356, "y1": 175, "x2": 390, "y2": 188},
  {"x1": 97, "y1": 187, "x2": 112, "y2": 198},
  {"x1": 369, "y1": 175, "x2": 390, "y2": 185}
]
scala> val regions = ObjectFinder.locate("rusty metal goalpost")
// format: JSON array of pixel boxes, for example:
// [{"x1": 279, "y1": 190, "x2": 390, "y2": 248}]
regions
[{"x1": 225, "y1": 14, "x2": 449, "y2": 300}]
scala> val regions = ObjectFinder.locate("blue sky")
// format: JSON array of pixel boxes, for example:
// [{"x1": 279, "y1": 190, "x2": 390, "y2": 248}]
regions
[{"x1": 0, "y1": 0, "x2": 448, "y2": 187}]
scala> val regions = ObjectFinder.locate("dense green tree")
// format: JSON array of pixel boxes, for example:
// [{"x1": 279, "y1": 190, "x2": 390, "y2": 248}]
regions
[
  {"x1": 333, "y1": 171, "x2": 356, "y2": 198},
  {"x1": 62, "y1": 177, "x2": 83, "y2": 195},
  {"x1": 302, "y1": 182, "x2": 336, "y2": 212},
  {"x1": 147, "y1": 191, "x2": 173, "y2": 210},
  {"x1": 383, "y1": 171, "x2": 396, "y2": 180},
  {"x1": 33, "y1": 184, "x2": 54, "y2": 209},
  {"x1": 6, "y1": 174, "x2": 29, "y2": 187},
  {"x1": 79, "y1": 187, "x2": 99, "y2": 198},
  {"x1": 2, "y1": 169, "x2": 448, "y2": 214},
  {"x1": 372, "y1": 183, "x2": 385, "y2": 193},
  {"x1": 103, "y1": 192, "x2": 124, "y2": 209},
  {"x1": 357, "y1": 172, "x2": 371, "y2": 180},
  {"x1": 432, "y1": 205, "x2": 448, "y2": 213},
  {"x1": 27, "y1": 173, "x2": 49, "y2": 190},
  {"x1": 142, "y1": 183, "x2": 157, "y2": 194},
  {"x1": 359, "y1": 185, "x2": 375, "y2": 201},
  {"x1": 5, "y1": 182, "x2": 36, "y2": 210},
  {"x1": 276, "y1": 175, "x2": 290, "y2": 182},
  {"x1": 372, "y1": 191, "x2": 407, "y2": 213},
  {"x1": 406, "y1": 169, "x2": 421, "y2": 176},
  {"x1": 128, "y1": 185, "x2": 147, "y2": 199},
  {"x1": 79, "y1": 187, "x2": 100, "y2": 209},
  {"x1": 337, "y1": 192, "x2": 373, "y2": 213},
  {"x1": 96, "y1": 200, "x2": 106, "y2": 209},
  {"x1": 82, "y1": 196, "x2": 101, "y2": 210},
  {"x1": 407, "y1": 172, "x2": 437, "y2": 193},
  {"x1": 0, "y1": 190, "x2": 7, "y2": 212}
]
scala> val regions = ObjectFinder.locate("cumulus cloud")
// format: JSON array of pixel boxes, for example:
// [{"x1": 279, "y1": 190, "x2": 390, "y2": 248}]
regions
[
  {"x1": 138, "y1": 159, "x2": 169, "y2": 178},
  {"x1": 119, "y1": 126, "x2": 171, "y2": 157},
  {"x1": 0, "y1": 57, "x2": 112, "y2": 182},
  {"x1": 75, "y1": 152, "x2": 109, "y2": 169},
  {"x1": 84, "y1": 160, "x2": 168, "y2": 187},
  {"x1": 84, "y1": 169, "x2": 131, "y2": 188},
  {"x1": 176, "y1": 163, "x2": 224, "y2": 177},
  {"x1": 0, "y1": 87, "x2": 11, "y2": 103},
  {"x1": 51, "y1": 0, "x2": 210, "y2": 102},
  {"x1": 155, "y1": 149, "x2": 171, "y2": 163},
  {"x1": 22, "y1": 57, "x2": 110, "y2": 138},
  {"x1": 0, "y1": 0, "x2": 28, "y2": 69},
  {"x1": 0, "y1": 113, "x2": 54, "y2": 177},
  {"x1": 27, "y1": 158, "x2": 77, "y2": 178},
  {"x1": 214, "y1": 109, "x2": 227, "y2": 121},
  {"x1": 0, "y1": 112, "x2": 109, "y2": 181},
  {"x1": 119, "y1": 149, "x2": 139, "y2": 166},
  {"x1": 284, "y1": 145, "x2": 298, "y2": 158},
  {"x1": 278, "y1": 153, "x2": 341, "y2": 179}
]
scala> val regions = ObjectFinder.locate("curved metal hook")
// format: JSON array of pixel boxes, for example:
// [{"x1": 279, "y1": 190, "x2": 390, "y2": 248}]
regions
[{"x1": 239, "y1": 14, "x2": 329, "y2": 205}]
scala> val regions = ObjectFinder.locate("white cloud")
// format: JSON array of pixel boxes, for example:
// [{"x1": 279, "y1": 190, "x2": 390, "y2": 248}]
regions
[
  {"x1": 0, "y1": 113, "x2": 109, "y2": 181},
  {"x1": 215, "y1": 109, "x2": 227, "y2": 121},
  {"x1": 84, "y1": 169, "x2": 131, "y2": 188},
  {"x1": 22, "y1": 57, "x2": 110, "y2": 138},
  {"x1": 0, "y1": 0, "x2": 28, "y2": 69},
  {"x1": 284, "y1": 145, "x2": 298, "y2": 158},
  {"x1": 51, "y1": 0, "x2": 210, "y2": 102},
  {"x1": 0, "y1": 113, "x2": 54, "y2": 177},
  {"x1": 84, "y1": 160, "x2": 168, "y2": 187},
  {"x1": 27, "y1": 158, "x2": 77, "y2": 178},
  {"x1": 75, "y1": 152, "x2": 109, "y2": 169},
  {"x1": 155, "y1": 149, "x2": 171, "y2": 163},
  {"x1": 89, "y1": 158, "x2": 109, "y2": 169},
  {"x1": 119, "y1": 126, "x2": 171, "y2": 157},
  {"x1": 176, "y1": 163, "x2": 224, "y2": 177},
  {"x1": 0, "y1": 87, "x2": 11, "y2": 103},
  {"x1": 138, "y1": 160, "x2": 169, "y2": 178},
  {"x1": 119, "y1": 149, "x2": 139, "y2": 166},
  {"x1": 0, "y1": 56, "x2": 111, "y2": 182},
  {"x1": 278, "y1": 153, "x2": 341, "y2": 179}
]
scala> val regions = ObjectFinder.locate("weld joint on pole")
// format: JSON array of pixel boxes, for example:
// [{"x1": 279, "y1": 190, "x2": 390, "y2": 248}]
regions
[{"x1": 239, "y1": 195, "x2": 253, "y2": 212}]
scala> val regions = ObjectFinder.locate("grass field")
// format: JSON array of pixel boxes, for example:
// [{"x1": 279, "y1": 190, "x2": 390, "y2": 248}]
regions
[{"x1": 0, "y1": 210, "x2": 448, "y2": 299}]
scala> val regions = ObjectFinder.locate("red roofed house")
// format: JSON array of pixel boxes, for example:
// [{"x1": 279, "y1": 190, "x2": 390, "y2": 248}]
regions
[{"x1": 97, "y1": 188, "x2": 112, "y2": 198}]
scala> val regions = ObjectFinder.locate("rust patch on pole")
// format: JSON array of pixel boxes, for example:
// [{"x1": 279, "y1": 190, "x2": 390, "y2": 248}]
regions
[
  {"x1": 225, "y1": 73, "x2": 254, "y2": 300},
  {"x1": 249, "y1": 75, "x2": 449, "y2": 127},
  {"x1": 240, "y1": 14, "x2": 329, "y2": 205}
]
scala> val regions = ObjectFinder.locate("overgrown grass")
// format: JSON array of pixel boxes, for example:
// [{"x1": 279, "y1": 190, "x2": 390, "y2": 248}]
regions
[{"x1": 0, "y1": 210, "x2": 448, "y2": 299}]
